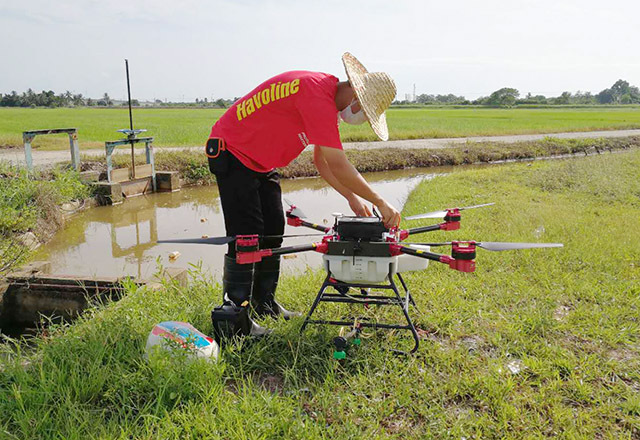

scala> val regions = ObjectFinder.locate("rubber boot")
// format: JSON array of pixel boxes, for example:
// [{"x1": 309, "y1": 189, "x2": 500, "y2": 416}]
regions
[
  {"x1": 222, "y1": 255, "x2": 271, "y2": 337},
  {"x1": 251, "y1": 255, "x2": 301, "y2": 320}
]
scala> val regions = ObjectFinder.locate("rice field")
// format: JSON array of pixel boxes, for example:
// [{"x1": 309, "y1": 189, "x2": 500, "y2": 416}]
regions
[{"x1": 1, "y1": 106, "x2": 639, "y2": 150}]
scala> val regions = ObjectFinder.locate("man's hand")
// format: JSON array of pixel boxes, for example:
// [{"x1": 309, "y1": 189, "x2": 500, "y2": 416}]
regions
[
  {"x1": 348, "y1": 196, "x2": 372, "y2": 217},
  {"x1": 376, "y1": 199, "x2": 401, "y2": 228},
  {"x1": 313, "y1": 146, "x2": 400, "y2": 227}
]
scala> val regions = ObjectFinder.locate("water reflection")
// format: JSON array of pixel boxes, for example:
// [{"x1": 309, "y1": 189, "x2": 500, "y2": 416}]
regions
[{"x1": 34, "y1": 167, "x2": 451, "y2": 279}]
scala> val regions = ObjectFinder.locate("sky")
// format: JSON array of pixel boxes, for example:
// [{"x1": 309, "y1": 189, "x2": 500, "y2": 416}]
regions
[{"x1": 1, "y1": 0, "x2": 638, "y2": 102}]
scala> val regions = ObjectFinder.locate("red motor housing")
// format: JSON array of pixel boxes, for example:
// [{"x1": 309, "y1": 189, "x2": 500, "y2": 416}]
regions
[
  {"x1": 287, "y1": 215, "x2": 303, "y2": 227},
  {"x1": 236, "y1": 235, "x2": 262, "y2": 264},
  {"x1": 440, "y1": 208, "x2": 461, "y2": 231},
  {"x1": 440, "y1": 241, "x2": 476, "y2": 272}
]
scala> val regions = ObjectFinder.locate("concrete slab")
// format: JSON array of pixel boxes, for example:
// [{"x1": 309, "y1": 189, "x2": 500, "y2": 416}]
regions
[
  {"x1": 93, "y1": 182, "x2": 124, "y2": 205},
  {"x1": 121, "y1": 177, "x2": 152, "y2": 197},
  {"x1": 110, "y1": 167, "x2": 130, "y2": 183},
  {"x1": 156, "y1": 171, "x2": 181, "y2": 192},
  {"x1": 79, "y1": 170, "x2": 100, "y2": 183},
  {"x1": 0, "y1": 275, "x2": 127, "y2": 332},
  {"x1": 135, "y1": 163, "x2": 153, "y2": 178}
]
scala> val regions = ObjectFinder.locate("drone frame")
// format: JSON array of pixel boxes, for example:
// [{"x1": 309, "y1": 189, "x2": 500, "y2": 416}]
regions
[
  {"x1": 158, "y1": 201, "x2": 562, "y2": 358},
  {"x1": 301, "y1": 266, "x2": 420, "y2": 356},
  {"x1": 234, "y1": 203, "x2": 484, "y2": 356}
]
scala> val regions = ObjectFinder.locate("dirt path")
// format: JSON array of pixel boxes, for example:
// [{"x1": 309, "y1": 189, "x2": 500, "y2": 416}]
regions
[{"x1": 2, "y1": 129, "x2": 640, "y2": 167}]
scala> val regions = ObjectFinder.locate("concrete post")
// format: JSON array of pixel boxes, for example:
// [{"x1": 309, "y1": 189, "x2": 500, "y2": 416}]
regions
[
  {"x1": 68, "y1": 130, "x2": 80, "y2": 171},
  {"x1": 105, "y1": 143, "x2": 115, "y2": 183},
  {"x1": 145, "y1": 140, "x2": 156, "y2": 191},
  {"x1": 23, "y1": 133, "x2": 35, "y2": 171}
]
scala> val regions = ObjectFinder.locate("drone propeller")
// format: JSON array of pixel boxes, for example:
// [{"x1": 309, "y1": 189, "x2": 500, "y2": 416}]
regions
[
  {"x1": 405, "y1": 202, "x2": 495, "y2": 220},
  {"x1": 157, "y1": 236, "x2": 236, "y2": 245},
  {"x1": 157, "y1": 233, "x2": 326, "y2": 246},
  {"x1": 405, "y1": 241, "x2": 563, "y2": 251},
  {"x1": 283, "y1": 198, "x2": 307, "y2": 218}
]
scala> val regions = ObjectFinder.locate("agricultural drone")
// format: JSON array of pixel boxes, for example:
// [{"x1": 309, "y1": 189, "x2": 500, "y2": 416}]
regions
[{"x1": 159, "y1": 200, "x2": 562, "y2": 357}]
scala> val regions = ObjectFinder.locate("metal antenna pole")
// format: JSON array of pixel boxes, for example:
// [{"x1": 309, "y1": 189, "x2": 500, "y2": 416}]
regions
[{"x1": 125, "y1": 59, "x2": 135, "y2": 179}]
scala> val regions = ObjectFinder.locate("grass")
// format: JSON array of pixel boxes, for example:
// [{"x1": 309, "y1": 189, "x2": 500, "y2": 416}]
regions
[
  {"x1": 0, "y1": 163, "x2": 90, "y2": 275},
  {"x1": 1, "y1": 150, "x2": 639, "y2": 438},
  {"x1": 1, "y1": 106, "x2": 640, "y2": 150}
]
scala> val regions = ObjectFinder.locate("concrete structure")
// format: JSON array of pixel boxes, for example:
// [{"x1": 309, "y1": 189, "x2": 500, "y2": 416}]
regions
[
  {"x1": 156, "y1": 171, "x2": 181, "y2": 192},
  {"x1": 23, "y1": 128, "x2": 80, "y2": 171},
  {"x1": 105, "y1": 131, "x2": 156, "y2": 191},
  {"x1": 93, "y1": 181, "x2": 124, "y2": 205},
  {"x1": 0, "y1": 261, "x2": 187, "y2": 336}
]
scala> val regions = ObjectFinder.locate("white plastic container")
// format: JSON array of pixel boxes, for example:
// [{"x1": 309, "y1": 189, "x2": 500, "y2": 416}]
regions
[
  {"x1": 322, "y1": 244, "x2": 431, "y2": 283},
  {"x1": 145, "y1": 321, "x2": 219, "y2": 362},
  {"x1": 323, "y1": 255, "x2": 398, "y2": 283},
  {"x1": 397, "y1": 245, "x2": 431, "y2": 273}
]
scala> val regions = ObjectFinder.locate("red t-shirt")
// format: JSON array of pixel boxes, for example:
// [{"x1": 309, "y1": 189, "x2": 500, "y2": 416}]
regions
[{"x1": 209, "y1": 71, "x2": 342, "y2": 172}]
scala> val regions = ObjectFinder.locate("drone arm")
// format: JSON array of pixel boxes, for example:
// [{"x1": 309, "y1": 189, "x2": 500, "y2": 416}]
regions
[
  {"x1": 237, "y1": 242, "x2": 329, "y2": 264},
  {"x1": 402, "y1": 224, "x2": 442, "y2": 238},
  {"x1": 392, "y1": 244, "x2": 445, "y2": 263},
  {"x1": 391, "y1": 244, "x2": 476, "y2": 273},
  {"x1": 270, "y1": 242, "x2": 328, "y2": 256},
  {"x1": 286, "y1": 214, "x2": 331, "y2": 233},
  {"x1": 402, "y1": 209, "x2": 462, "y2": 237}
]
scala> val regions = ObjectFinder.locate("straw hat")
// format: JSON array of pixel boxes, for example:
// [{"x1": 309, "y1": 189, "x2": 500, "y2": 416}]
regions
[{"x1": 342, "y1": 52, "x2": 396, "y2": 141}]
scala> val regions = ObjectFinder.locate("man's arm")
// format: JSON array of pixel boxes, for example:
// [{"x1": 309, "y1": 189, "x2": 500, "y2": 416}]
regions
[
  {"x1": 313, "y1": 146, "x2": 371, "y2": 217},
  {"x1": 313, "y1": 145, "x2": 401, "y2": 227}
]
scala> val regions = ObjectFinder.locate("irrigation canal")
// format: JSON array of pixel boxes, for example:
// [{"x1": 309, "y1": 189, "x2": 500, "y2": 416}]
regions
[{"x1": 32, "y1": 166, "x2": 460, "y2": 281}]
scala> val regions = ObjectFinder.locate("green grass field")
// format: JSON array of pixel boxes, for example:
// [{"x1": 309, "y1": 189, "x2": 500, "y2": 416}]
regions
[
  {"x1": 1, "y1": 150, "x2": 639, "y2": 438},
  {"x1": 1, "y1": 106, "x2": 640, "y2": 150}
]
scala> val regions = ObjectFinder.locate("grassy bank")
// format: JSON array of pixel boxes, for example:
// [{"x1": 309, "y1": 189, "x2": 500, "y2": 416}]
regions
[
  {"x1": 0, "y1": 164, "x2": 89, "y2": 276},
  {"x1": 1, "y1": 149, "x2": 639, "y2": 438},
  {"x1": 1, "y1": 106, "x2": 640, "y2": 150},
  {"x1": 101, "y1": 135, "x2": 640, "y2": 185}
]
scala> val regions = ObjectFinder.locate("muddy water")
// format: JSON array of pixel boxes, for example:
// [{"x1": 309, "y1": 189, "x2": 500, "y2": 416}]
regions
[{"x1": 33, "y1": 167, "x2": 457, "y2": 280}]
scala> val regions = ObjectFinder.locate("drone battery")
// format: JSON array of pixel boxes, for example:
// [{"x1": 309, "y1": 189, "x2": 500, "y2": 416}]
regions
[
  {"x1": 211, "y1": 301, "x2": 252, "y2": 344},
  {"x1": 336, "y1": 217, "x2": 388, "y2": 241}
]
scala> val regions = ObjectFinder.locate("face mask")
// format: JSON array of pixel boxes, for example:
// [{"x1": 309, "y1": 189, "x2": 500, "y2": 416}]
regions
[{"x1": 339, "y1": 100, "x2": 367, "y2": 125}]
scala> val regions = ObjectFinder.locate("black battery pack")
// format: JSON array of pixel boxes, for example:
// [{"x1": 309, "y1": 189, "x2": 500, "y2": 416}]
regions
[
  {"x1": 335, "y1": 216, "x2": 388, "y2": 241},
  {"x1": 211, "y1": 301, "x2": 251, "y2": 344}
]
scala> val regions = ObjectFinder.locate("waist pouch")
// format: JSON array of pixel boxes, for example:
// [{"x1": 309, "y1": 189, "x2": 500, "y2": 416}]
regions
[{"x1": 205, "y1": 138, "x2": 229, "y2": 175}]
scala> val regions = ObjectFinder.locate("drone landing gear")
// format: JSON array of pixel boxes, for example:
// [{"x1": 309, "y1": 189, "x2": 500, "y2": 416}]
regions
[{"x1": 300, "y1": 272, "x2": 420, "y2": 357}]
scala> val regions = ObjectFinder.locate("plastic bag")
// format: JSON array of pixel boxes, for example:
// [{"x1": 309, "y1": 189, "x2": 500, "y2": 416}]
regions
[{"x1": 145, "y1": 321, "x2": 219, "y2": 362}]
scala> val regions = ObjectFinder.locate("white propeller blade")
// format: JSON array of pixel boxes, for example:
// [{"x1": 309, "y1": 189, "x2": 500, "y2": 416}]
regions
[
  {"x1": 283, "y1": 197, "x2": 307, "y2": 218},
  {"x1": 404, "y1": 241, "x2": 564, "y2": 252},
  {"x1": 477, "y1": 242, "x2": 564, "y2": 251},
  {"x1": 406, "y1": 202, "x2": 495, "y2": 220}
]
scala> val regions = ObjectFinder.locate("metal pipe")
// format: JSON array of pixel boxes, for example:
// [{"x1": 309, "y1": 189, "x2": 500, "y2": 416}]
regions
[{"x1": 125, "y1": 59, "x2": 135, "y2": 179}]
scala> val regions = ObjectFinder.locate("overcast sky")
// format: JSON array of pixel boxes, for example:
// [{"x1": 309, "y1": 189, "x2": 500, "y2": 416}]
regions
[{"x1": 1, "y1": 0, "x2": 638, "y2": 101}]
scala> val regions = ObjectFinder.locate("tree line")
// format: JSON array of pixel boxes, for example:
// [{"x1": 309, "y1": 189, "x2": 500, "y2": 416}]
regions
[
  {"x1": 0, "y1": 90, "x2": 137, "y2": 108},
  {"x1": 2, "y1": 79, "x2": 639, "y2": 108},
  {"x1": 402, "y1": 79, "x2": 640, "y2": 107},
  {"x1": 0, "y1": 89, "x2": 234, "y2": 108}
]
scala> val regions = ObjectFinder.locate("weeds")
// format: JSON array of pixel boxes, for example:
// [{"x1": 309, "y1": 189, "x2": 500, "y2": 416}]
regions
[{"x1": 0, "y1": 163, "x2": 90, "y2": 275}]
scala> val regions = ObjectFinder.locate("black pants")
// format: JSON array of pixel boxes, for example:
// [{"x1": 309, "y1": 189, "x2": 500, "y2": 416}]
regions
[{"x1": 215, "y1": 152, "x2": 285, "y2": 256}]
